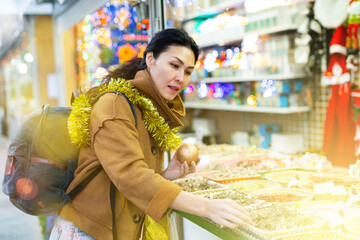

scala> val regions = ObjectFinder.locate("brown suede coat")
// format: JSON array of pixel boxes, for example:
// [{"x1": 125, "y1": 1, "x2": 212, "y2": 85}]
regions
[{"x1": 59, "y1": 70, "x2": 184, "y2": 240}]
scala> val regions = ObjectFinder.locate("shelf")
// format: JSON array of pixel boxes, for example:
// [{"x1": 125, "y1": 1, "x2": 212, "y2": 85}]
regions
[
  {"x1": 193, "y1": 72, "x2": 308, "y2": 83},
  {"x1": 181, "y1": 0, "x2": 244, "y2": 21},
  {"x1": 193, "y1": 24, "x2": 298, "y2": 48},
  {"x1": 184, "y1": 102, "x2": 311, "y2": 114}
]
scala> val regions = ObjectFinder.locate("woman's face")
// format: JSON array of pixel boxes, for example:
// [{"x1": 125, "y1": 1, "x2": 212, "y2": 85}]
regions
[{"x1": 146, "y1": 45, "x2": 195, "y2": 101}]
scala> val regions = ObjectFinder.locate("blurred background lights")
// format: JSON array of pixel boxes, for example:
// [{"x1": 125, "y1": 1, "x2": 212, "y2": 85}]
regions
[
  {"x1": 10, "y1": 59, "x2": 17, "y2": 66},
  {"x1": 213, "y1": 82, "x2": 225, "y2": 99},
  {"x1": 247, "y1": 95, "x2": 257, "y2": 107},
  {"x1": 17, "y1": 63, "x2": 28, "y2": 74},
  {"x1": 184, "y1": 84, "x2": 194, "y2": 95},
  {"x1": 261, "y1": 79, "x2": 277, "y2": 98},
  {"x1": 24, "y1": 53, "x2": 33, "y2": 63},
  {"x1": 241, "y1": 34, "x2": 259, "y2": 53},
  {"x1": 197, "y1": 81, "x2": 208, "y2": 98},
  {"x1": 16, "y1": 178, "x2": 38, "y2": 200}
]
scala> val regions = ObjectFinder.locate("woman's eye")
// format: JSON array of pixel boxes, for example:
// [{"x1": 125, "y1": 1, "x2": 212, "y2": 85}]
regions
[
  {"x1": 185, "y1": 70, "x2": 192, "y2": 75},
  {"x1": 171, "y1": 63, "x2": 179, "y2": 69}
]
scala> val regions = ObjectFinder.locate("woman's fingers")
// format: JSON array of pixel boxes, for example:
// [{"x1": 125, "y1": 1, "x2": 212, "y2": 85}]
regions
[
  {"x1": 195, "y1": 157, "x2": 201, "y2": 165},
  {"x1": 183, "y1": 162, "x2": 189, "y2": 175},
  {"x1": 216, "y1": 219, "x2": 238, "y2": 229},
  {"x1": 189, "y1": 161, "x2": 197, "y2": 173},
  {"x1": 228, "y1": 200, "x2": 251, "y2": 219},
  {"x1": 208, "y1": 199, "x2": 253, "y2": 229},
  {"x1": 221, "y1": 212, "x2": 248, "y2": 228}
]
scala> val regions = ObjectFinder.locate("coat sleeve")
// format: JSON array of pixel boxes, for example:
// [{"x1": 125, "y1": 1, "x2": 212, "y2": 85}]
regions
[{"x1": 89, "y1": 93, "x2": 182, "y2": 222}]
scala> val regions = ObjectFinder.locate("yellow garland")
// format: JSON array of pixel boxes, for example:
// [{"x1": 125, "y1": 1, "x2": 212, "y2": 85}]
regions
[{"x1": 68, "y1": 78, "x2": 182, "y2": 151}]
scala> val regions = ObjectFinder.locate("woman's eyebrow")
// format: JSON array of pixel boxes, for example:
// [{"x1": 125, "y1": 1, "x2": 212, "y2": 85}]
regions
[{"x1": 172, "y1": 56, "x2": 194, "y2": 69}]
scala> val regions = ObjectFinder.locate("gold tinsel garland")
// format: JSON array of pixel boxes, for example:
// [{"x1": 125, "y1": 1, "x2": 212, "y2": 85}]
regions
[{"x1": 68, "y1": 78, "x2": 182, "y2": 151}]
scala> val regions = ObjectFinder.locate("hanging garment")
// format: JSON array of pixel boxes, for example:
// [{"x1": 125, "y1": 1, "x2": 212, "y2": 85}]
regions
[{"x1": 323, "y1": 82, "x2": 356, "y2": 167}]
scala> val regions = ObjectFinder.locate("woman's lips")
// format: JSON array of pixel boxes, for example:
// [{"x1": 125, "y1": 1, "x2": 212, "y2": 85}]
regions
[{"x1": 168, "y1": 85, "x2": 179, "y2": 92}]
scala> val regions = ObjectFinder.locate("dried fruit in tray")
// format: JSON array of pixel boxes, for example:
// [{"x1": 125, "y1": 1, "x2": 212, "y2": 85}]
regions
[
  {"x1": 298, "y1": 201, "x2": 360, "y2": 227},
  {"x1": 252, "y1": 188, "x2": 314, "y2": 204},
  {"x1": 172, "y1": 177, "x2": 225, "y2": 193},
  {"x1": 310, "y1": 173, "x2": 359, "y2": 187},
  {"x1": 208, "y1": 167, "x2": 260, "y2": 179},
  {"x1": 298, "y1": 173, "x2": 360, "y2": 191},
  {"x1": 228, "y1": 180, "x2": 282, "y2": 193},
  {"x1": 270, "y1": 230, "x2": 359, "y2": 240},
  {"x1": 257, "y1": 193, "x2": 305, "y2": 202},
  {"x1": 264, "y1": 170, "x2": 314, "y2": 187},
  {"x1": 200, "y1": 190, "x2": 259, "y2": 207},
  {"x1": 248, "y1": 202, "x2": 318, "y2": 232},
  {"x1": 205, "y1": 167, "x2": 261, "y2": 184}
]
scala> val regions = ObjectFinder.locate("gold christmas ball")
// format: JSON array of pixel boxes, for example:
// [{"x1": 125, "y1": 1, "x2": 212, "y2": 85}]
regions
[{"x1": 176, "y1": 144, "x2": 199, "y2": 165}]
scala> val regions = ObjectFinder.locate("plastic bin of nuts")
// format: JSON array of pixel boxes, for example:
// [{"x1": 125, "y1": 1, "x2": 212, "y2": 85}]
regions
[
  {"x1": 228, "y1": 180, "x2": 282, "y2": 193},
  {"x1": 264, "y1": 170, "x2": 314, "y2": 187},
  {"x1": 343, "y1": 215, "x2": 360, "y2": 238},
  {"x1": 207, "y1": 167, "x2": 261, "y2": 184},
  {"x1": 198, "y1": 189, "x2": 260, "y2": 207},
  {"x1": 172, "y1": 176, "x2": 227, "y2": 195},
  {"x1": 234, "y1": 202, "x2": 325, "y2": 240},
  {"x1": 252, "y1": 188, "x2": 314, "y2": 205},
  {"x1": 270, "y1": 230, "x2": 359, "y2": 240}
]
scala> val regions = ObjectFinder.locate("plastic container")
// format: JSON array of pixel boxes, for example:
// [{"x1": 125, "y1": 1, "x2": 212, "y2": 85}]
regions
[{"x1": 270, "y1": 230, "x2": 359, "y2": 240}]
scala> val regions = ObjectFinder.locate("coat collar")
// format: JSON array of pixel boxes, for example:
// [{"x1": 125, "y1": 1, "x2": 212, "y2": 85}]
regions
[{"x1": 130, "y1": 70, "x2": 185, "y2": 128}]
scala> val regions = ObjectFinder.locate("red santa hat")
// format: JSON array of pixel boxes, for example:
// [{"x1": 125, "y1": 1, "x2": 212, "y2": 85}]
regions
[
  {"x1": 322, "y1": 26, "x2": 350, "y2": 85},
  {"x1": 329, "y1": 25, "x2": 347, "y2": 55}
]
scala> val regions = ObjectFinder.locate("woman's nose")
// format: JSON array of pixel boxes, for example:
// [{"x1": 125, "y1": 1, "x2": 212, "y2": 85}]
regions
[{"x1": 175, "y1": 70, "x2": 184, "y2": 82}]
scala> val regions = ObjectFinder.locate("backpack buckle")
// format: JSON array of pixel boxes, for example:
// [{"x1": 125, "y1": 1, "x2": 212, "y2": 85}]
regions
[{"x1": 5, "y1": 156, "x2": 15, "y2": 176}]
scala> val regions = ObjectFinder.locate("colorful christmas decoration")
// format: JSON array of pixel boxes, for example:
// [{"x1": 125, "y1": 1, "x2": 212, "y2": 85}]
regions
[{"x1": 322, "y1": 26, "x2": 350, "y2": 85}]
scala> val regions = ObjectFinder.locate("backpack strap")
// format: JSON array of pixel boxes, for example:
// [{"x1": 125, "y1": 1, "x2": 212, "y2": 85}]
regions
[
  {"x1": 68, "y1": 91, "x2": 136, "y2": 240},
  {"x1": 110, "y1": 183, "x2": 117, "y2": 240},
  {"x1": 90, "y1": 90, "x2": 137, "y2": 126},
  {"x1": 67, "y1": 166, "x2": 102, "y2": 200}
]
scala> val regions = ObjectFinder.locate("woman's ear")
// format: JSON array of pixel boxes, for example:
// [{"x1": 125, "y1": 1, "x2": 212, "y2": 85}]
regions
[{"x1": 146, "y1": 51, "x2": 154, "y2": 69}]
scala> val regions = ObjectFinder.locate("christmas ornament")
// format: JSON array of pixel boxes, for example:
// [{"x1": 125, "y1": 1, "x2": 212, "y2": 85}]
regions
[
  {"x1": 68, "y1": 78, "x2": 181, "y2": 151},
  {"x1": 322, "y1": 26, "x2": 350, "y2": 85}
]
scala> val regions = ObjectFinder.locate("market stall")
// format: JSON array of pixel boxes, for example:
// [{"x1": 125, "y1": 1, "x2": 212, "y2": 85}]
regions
[{"x1": 172, "y1": 144, "x2": 360, "y2": 239}]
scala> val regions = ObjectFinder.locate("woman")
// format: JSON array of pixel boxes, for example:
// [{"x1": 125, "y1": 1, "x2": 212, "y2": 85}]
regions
[{"x1": 50, "y1": 28, "x2": 250, "y2": 240}]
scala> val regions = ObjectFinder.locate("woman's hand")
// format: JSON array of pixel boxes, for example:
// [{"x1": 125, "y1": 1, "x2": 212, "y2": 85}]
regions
[
  {"x1": 161, "y1": 154, "x2": 200, "y2": 180},
  {"x1": 205, "y1": 199, "x2": 251, "y2": 229},
  {"x1": 170, "y1": 191, "x2": 251, "y2": 229}
]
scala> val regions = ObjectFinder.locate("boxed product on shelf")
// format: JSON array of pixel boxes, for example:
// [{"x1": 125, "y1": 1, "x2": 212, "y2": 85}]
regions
[
  {"x1": 258, "y1": 124, "x2": 280, "y2": 149},
  {"x1": 256, "y1": 95, "x2": 289, "y2": 107},
  {"x1": 270, "y1": 133, "x2": 304, "y2": 154},
  {"x1": 231, "y1": 131, "x2": 250, "y2": 146}
]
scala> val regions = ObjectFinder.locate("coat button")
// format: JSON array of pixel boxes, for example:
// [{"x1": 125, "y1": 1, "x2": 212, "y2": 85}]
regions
[
  {"x1": 133, "y1": 214, "x2": 142, "y2": 224},
  {"x1": 151, "y1": 146, "x2": 157, "y2": 155}
]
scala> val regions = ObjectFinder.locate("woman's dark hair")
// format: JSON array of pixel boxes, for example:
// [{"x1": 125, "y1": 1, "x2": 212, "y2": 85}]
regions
[
  {"x1": 103, "y1": 28, "x2": 199, "y2": 82},
  {"x1": 84, "y1": 28, "x2": 199, "y2": 99}
]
